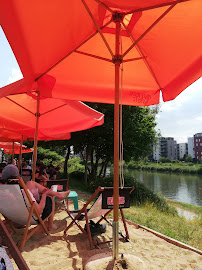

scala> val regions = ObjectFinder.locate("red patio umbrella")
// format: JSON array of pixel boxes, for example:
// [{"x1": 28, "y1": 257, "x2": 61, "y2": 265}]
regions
[
  {"x1": 3, "y1": 148, "x2": 34, "y2": 155},
  {"x1": 0, "y1": 82, "x2": 104, "y2": 180},
  {"x1": 0, "y1": 0, "x2": 201, "y2": 258}
]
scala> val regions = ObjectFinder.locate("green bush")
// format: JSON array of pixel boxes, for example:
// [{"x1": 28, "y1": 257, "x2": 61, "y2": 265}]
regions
[{"x1": 67, "y1": 157, "x2": 85, "y2": 174}]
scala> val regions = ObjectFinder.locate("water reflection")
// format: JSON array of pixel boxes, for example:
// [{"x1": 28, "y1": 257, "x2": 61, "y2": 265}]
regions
[{"x1": 124, "y1": 169, "x2": 202, "y2": 206}]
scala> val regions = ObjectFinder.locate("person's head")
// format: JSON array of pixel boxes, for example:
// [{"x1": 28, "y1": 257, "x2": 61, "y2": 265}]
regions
[
  {"x1": 2, "y1": 164, "x2": 19, "y2": 181},
  {"x1": 38, "y1": 162, "x2": 46, "y2": 175}
]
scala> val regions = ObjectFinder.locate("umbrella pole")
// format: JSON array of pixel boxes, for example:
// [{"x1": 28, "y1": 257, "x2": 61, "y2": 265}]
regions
[
  {"x1": 113, "y1": 13, "x2": 122, "y2": 260},
  {"x1": 12, "y1": 139, "x2": 14, "y2": 163},
  {"x1": 18, "y1": 135, "x2": 23, "y2": 171},
  {"x1": 32, "y1": 91, "x2": 40, "y2": 181}
]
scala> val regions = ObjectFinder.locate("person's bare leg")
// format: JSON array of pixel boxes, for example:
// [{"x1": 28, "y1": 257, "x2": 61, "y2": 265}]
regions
[
  {"x1": 48, "y1": 199, "x2": 55, "y2": 230},
  {"x1": 26, "y1": 181, "x2": 70, "y2": 200}
]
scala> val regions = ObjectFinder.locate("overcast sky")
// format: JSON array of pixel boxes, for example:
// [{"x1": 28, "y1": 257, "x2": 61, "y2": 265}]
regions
[{"x1": 0, "y1": 27, "x2": 201, "y2": 144}]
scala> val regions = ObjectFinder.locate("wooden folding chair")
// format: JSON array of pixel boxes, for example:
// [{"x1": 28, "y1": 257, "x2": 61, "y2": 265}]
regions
[
  {"x1": 0, "y1": 177, "x2": 53, "y2": 251},
  {"x1": 0, "y1": 218, "x2": 29, "y2": 269},
  {"x1": 64, "y1": 186, "x2": 134, "y2": 249}
]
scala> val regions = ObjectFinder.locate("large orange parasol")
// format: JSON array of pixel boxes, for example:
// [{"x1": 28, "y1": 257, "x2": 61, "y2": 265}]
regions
[
  {"x1": 0, "y1": 0, "x2": 201, "y2": 258},
  {"x1": 0, "y1": 82, "x2": 104, "y2": 180}
]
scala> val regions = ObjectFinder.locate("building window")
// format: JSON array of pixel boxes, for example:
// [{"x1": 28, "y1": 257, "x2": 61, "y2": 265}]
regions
[
  {"x1": 196, "y1": 143, "x2": 198, "y2": 146},
  {"x1": 196, "y1": 139, "x2": 198, "y2": 142}
]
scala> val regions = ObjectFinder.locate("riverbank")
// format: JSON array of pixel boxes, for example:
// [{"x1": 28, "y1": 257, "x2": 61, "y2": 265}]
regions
[{"x1": 127, "y1": 161, "x2": 202, "y2": 175}]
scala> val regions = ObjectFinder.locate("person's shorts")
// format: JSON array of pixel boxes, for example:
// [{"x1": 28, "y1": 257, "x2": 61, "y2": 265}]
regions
[{"x1": 41, "y1": 196, "x2": 52, "y2": 220}]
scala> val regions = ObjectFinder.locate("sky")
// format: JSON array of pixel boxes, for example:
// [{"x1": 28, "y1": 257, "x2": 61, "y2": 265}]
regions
[{"x1": 0, "y1": 27, "x2": 201, "y2": 144}]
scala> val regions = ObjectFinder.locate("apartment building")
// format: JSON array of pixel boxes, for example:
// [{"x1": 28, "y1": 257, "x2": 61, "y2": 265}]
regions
[
  {"x1": 177, "y1": 143, "x2": 188, "y2": 160},
  {"x1": 194, "y1": 133, "x2": 202, "y2": 161},
  {"x1": 188, "y1": 137, "x2": 195, "y2": 159},
  {"x1": 153, "y1": 137, "x2": 177, "y2": 161}
]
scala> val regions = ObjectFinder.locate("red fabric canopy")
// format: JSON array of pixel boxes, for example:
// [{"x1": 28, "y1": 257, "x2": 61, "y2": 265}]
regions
[
  {"x1": 0, "y1": 0, "x2": 201, "y2": 105},
  {"x1": 0, "y1": 142, "x2": 27, "y2": 151},
  {"x1": 0, "y1": 81, "x2": 104, "y2": 141},
  {"x1": 3, "y1": 148, "x2": 34, "y2": 154}
]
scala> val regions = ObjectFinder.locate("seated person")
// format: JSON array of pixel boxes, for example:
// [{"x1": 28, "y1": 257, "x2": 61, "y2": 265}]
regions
[
  {"x1": 35, "y1": 162, "x2": 49, "y2": 187},
  {"x1": 22, "y1": 160, "x2": 32, "y2": 170},
  {"x1": 46, "y1": 164, "x2": 57, "y2": 180},
  {"x1": 2, "y1": 164, "x2": 70, "y2": 229}
]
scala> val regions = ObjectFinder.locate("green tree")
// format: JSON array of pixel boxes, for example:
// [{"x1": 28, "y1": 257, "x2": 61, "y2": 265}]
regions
[
  {"x1": 186, "y1": 154, "x2": 193, "y2": 162},
  {"x1": 72, "y1": 103, "x2": 158, "y2": 182}
]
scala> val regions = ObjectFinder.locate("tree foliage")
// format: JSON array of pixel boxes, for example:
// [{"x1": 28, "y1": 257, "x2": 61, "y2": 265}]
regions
[
  {"x1": 71, "y1": 103, "x2": 158, "y2": 181},
  {"x1": 26, "y1": 103, "x2": 158, "y2": 181}
]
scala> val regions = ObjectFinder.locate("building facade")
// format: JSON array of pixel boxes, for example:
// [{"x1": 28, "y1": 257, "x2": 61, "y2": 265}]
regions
[
  {"x1": 188, "y1": 137, "x2": 195, "y2": 159},
  {"x1": 177, "y1": 143, "x2": 188, "y2": 160},
  {"x1": 194, "y1": 133, "x2": 202, "y2": 161},
  {"x1": 153, "y1": 137, "x2": 177, "y2": 161}
]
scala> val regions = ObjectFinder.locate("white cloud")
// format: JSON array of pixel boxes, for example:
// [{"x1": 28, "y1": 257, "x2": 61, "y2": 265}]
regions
[{"x1": 7, "y1": 68, "x2": 23, "y2": 84}]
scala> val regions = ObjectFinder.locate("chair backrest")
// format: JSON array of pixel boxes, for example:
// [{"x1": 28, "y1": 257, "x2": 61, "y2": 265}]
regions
[
  {"x1": 0, "y1": 184, "x2": 38, "y2": 226},
  {"x1": 87, "y1": 186, "x2": 134, "y2": 219},
  {"x1": 87, "y1": 194, "x2": 109, "y2": 219},
  {"x1": 47, "y1": 179, "x2": 69, "y2": 191},
  {"x1": 21, "y1": 169, "x2": 32, "y2": 183}
]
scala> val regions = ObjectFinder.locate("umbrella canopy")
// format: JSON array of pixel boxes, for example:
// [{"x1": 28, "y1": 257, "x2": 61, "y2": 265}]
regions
[
  {"x1": 0, "y1": 81, "x2": 104, "y2": 181},
  {"x1": 3, "y1": 148, "x2": 34, "y2": 154},
  {"x1": 0, "y1": 1, "x2": 201, "y2": 104},
  {"x1": 0, "y1": 0, "x2": 201, "y2": 258},
  {"x1": 0, "y1": 82, "x2": 104, "y2": 141},
  {"x1": 0, "y1": 142, "x2": 27, "y2": 151}
]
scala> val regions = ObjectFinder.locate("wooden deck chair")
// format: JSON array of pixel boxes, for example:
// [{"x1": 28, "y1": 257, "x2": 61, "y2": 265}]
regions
[
  {"x1": 0, "y1": 177, "x2": 53, "y2": 251},
  {"x1": 0, "y1": 218, "x2": 29, "y2": 270},
  {"x1": 64, "y1": 186, "x2": 134, "y2": 249}
]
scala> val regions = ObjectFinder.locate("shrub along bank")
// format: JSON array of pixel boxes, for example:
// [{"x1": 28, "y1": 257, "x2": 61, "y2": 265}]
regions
[{"x1": 127, "y1": 161, "x2": 202, "y2": 175}]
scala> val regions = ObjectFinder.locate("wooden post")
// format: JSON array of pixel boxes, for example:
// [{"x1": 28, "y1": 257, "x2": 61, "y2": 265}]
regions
[
  {"x1": 18, "y1": 135, "x2": 23, "y2": 171},
  {"x1": 32, "y1": 92, "x2": 40, "y2": 182},
  {"x1": 112, "y1": 12, "x2": 122, "y2": 260}
]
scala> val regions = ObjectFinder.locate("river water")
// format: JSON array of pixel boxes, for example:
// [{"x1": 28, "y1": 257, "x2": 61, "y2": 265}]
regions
[{"x1": 123, "y1": 169, "x2": 202, "y2": 207}]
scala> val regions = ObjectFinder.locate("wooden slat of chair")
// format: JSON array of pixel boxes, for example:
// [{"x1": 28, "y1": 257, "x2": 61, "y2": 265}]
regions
[{"x1": 0, "y1": 219, "x2": 30, "y2": 270}]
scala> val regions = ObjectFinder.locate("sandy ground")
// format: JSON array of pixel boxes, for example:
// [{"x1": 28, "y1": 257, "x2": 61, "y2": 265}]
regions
[{"x1": 7, "y1": 198, "x2": 202, "y2": 270}]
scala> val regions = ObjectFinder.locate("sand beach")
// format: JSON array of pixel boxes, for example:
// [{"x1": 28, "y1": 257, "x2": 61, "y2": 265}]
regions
[{"x1": 7, "y1": 195, "x2": 202, "y2": 270}]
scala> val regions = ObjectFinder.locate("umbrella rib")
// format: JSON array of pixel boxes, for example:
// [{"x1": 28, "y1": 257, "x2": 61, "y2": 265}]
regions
[
  {"x1": 82, "y1": 0, "x2": 114, "y2": 58},
  {"x1": 122, "y1": 57, "x2": 146, "y2": 63},
  {"x1": 124, "y1": 0, "x2": 189, "y2": 15},
  {"x1": 35, "y1": 19, "x2": 113, "y2": 82},
  {"x1": 7, "y1": 90, "x2": 38, "y2": 97},
  {"x1": 93, "y1": 0, "x2": 114, "y2": 14},
  {"x1": 121, "y1": 22, "x2": 162, "y2": 90},
  {"x1": 5, "y1": 97, "x2": 35, "y2": 116},
  {"x1": 75, "y1": 50, "x2": 112, "y2": 62},
  {"x1": 40, "y1": 104, "x2": 67, "y2": 116},
  {"x1": 122, "y1": 3, "x2": 178, "y2": 58}
]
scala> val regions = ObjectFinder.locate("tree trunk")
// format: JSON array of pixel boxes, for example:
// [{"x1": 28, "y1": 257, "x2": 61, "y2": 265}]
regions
[
  {"x1": 63, "y1": 145, "x2": 70, "y2": 177},
  {"x1": 90, "y1": 147, "x2": 94, "y2": 178},
  {"x1": 84, "y1": 147, "x2": 90, "y2": 186},
  {"x1": 99, "y1": 161, "x2": 105, "y2": 177},
  {"x1": 94, "y1": 156, "x2": 99, "y2": 181},
  {"x1": 103, "y1": 160, "x2": 109, "y2": 177}
]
